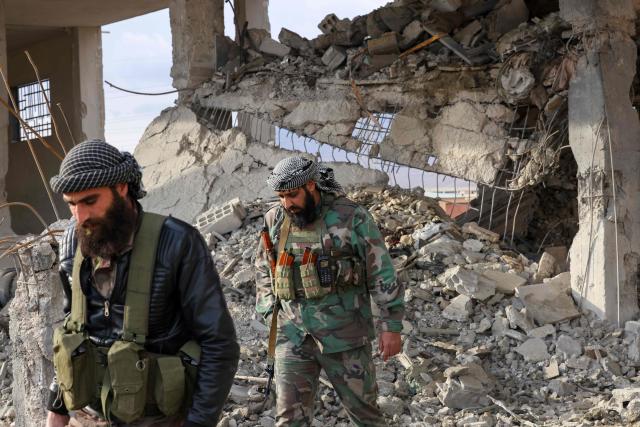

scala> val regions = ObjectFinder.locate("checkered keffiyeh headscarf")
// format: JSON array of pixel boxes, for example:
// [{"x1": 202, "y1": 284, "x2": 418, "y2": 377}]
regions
[
  {"x1": 267, "y1": 157, "x2": 344, "y2": 195},
  {"x1": 50, "y1": 139, "x2": 146, "y2": 199}
]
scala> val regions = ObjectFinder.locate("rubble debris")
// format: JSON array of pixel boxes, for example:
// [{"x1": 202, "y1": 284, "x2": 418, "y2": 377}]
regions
[
  {"x1": 515, "y1": 337, "x2": 549, "y2": 362},
  {"x1": 195, "y1": 197, "x2": 247, "y2": 236},
  {"x1": 321, "y1": 46, "x2": 347, "y2": 71},
  {"x1": 515, "y1": 281, "x2": 580, "y2": 324}
]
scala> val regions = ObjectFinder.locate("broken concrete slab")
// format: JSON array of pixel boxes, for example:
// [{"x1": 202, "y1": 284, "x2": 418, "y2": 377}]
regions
[
  {"x1": 544, "y1": 359, "x2": 560, "y2": 379},
  {"x1": 438, "y1": 363, "x2": 492, "y2": 409},
  {"x1": 195, "y1": 197, "x2": 246, "y2": 236},
  {"x1": 534, "y1": 251, "x2": 558, "y2": 282},
  {"x1": 400, "y1": 20, "x2": 425, "y2": 49},
  {"x1": 438, "y1": 266, "x2": 496, "y2": 301},
  {"x1": 259, "y1": 38, "x2": 291, "y2": 57},
  {"x1": 505, "y1": 305, "x2": 535, "y2": 332},
  {"x1": 278, "y1": 28, "x2": 312, "y2": 53},
  {"x1": 367, "y1": 32, "x2": 400, "y2": 55},
  {"x1": 528, "y1": 324, "x2": 556, "y2": 339},
  {"x1": 482, "y1": 270, "x2": 527, "y2": 295},
  {"x1": 515, "y1": 282, "x2": 581, "y2": 325},
  {"x1": 442, "y1": 294, "x2": 473, "y2": 322},
  {"x1": 515, "y1": 338, "x2": 550, "y2": 362}
]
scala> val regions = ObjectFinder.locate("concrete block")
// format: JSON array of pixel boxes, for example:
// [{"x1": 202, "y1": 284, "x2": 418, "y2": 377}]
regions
[
  {"x1": 515, "y1": 338, "x2": 550, "y2": 362},
  {"x1": 442, "y1": 294, "x2": 473, "y2": 322},
  {"x1": 278, "y1": 28, "x2": 312, "y2": 52},
  {"x1": 321, "y1": 45, "x2": 347, "y2": 70},
  {"x1": 195, "y1": 198, "x2": 247, "y2": 236},
  {"x1": 400, "y1": 20, "x2": 425, "y2": 49},
  {"x1": 318, "y1": 13, "x2": 351, "y2": 35},
  {"x1": 367, "y1": 32, "x2": 399, "y2": 55},
  {"x1": 259, "y1": 38, "x2": 291, "y2": 57}
]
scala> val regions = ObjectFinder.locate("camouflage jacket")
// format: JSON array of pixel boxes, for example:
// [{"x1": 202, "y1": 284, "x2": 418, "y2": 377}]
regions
[{"x1": 255, "y1": 192, "x2": 404, "y2": 354}]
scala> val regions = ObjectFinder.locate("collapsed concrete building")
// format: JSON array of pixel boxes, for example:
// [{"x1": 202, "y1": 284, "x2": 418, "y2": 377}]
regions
[
  {"x1": 145, "y1": 0, "x2": 640, "y2": 325},
  {"x1": 3, "y1": 0, "x2": 640, "y2": 425}
]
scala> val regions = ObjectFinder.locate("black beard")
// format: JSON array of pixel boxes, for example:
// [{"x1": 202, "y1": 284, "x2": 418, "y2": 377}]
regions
[
  {"x1": 287, "y1": 188, "x2": 318, "y2": 227},
  {"x1": 77, "y1": 189, "x2": 137, "y2": 259}
]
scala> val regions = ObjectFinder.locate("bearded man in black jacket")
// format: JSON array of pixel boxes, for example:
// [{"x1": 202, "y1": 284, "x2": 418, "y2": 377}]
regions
[{"x1": 45, "y1": 139, "x2": 239, "y2": 427}]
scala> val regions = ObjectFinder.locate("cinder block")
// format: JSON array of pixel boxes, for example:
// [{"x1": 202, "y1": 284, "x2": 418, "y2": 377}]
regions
[
  {"x1": 195, "y1": 198, "x2": 247, "y2": 236},
  {"x1": 321, "y1": 45, "x2": 347, "y2": 70}
]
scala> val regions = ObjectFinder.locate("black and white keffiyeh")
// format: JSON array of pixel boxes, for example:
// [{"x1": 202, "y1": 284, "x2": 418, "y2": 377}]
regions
[
  {"x1": 50, "y1": 139, "x2": 146, "y2": 199},
  {"x1": 266, "y1": 156, "x2": 344, "y2": 195}
]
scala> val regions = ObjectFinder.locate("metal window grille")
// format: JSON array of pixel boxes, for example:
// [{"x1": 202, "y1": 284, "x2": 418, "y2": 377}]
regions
[{"x1": 17, "y1": 79, "x2": 51, "y2": 141}]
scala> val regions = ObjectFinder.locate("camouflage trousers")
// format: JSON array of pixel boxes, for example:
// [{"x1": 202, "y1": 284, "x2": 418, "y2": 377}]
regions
[{"x1": 275, "y1": 335, "x2": 385, "y2": 427}]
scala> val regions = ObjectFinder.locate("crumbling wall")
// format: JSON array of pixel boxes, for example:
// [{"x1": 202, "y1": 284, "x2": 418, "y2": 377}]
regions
[
  {"x1": 8, "y1": 233, "x2": 66, "y2": 427},
  {"x1": 136, "y1": 106, "x2": 389, "y2": 223}
]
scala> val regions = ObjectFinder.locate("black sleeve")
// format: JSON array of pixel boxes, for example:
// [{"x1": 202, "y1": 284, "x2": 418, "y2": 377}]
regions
[{"x1": 177, "y1": 229, "x2": 240, "y2": 426}]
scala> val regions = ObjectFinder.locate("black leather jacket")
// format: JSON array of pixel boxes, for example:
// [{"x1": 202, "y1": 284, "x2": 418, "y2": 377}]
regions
[{"x1": 50, "y1": 208, "x2": 239, "y2": 426}]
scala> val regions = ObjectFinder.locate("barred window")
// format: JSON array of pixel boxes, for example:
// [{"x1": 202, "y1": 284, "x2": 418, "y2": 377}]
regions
[{"x1": 16, "y1": 79, "x2": 52, "y2": 141}]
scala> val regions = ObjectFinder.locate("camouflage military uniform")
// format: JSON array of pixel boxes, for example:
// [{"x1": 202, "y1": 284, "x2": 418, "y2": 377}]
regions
[{"x1": 255, "y1": 192, "x2": 404, "y2": 426}]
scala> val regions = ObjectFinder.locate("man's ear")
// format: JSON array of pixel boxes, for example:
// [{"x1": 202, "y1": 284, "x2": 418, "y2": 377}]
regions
[
  {"x1": 114, "y1": 182, "x2": 129, "y2": 198},
  {"x1": 306, "y1": 180, "x2": 316, "y2": 192}
]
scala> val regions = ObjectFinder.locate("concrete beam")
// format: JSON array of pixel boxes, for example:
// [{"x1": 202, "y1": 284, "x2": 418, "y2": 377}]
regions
[
  {"x1": 0, "y1": 0, "x2": 13, "y2": 239},
  {"x1": 72, "y1": 27, "x2": 105, "y2": 142},
  {"x1": 233, "y1": 0, "x2": 270, "y2": 40},
  {"x1": 562, "y1": 0, "x2": 640, "y2": 324},
  {"x1": 170, "y1": 0, "x2": 224, "y2": 101}
]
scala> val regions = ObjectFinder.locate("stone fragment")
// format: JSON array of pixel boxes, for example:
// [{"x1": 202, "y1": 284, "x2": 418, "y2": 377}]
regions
[
  {"x1": 630, "y1": 336, "x2": 640, "y2": 362},
  {"x1": 556, "y1": 334, "x2": 583, "y2": 359},
  {"x1": 0, "y1": 268, "x2": 17, "y2": 307},
  {"x1": 548, "y1": 378, "x2": 576, "y2": 397},
  {"x1": 500, "y1": 67, "x2": 535, "y2": 101},
  {"x1": 544, "y1": 359, "x2": 560, "y2": 379},
  {"x1": 505, "y1": 305, "x2": 535, "y2": 332},
  {"x1": 515, "y1": 282, "x2": 580, "y2": 324},
  {"x1": 491, "y1": 315, "x2": 509, "y2": 337},
  {"x1": 412, "y1": 222, "x2": 451, "y2": 246},
  {"x1": 442, "y1": 295, "x2": 473, "y2": 322},
  {"x1": 438, "y1": 266, "x2": 495, "y2": 301},
  {"x1": 603, "y1": 358, "x2": 622, "y2": 376},
  {"x1": 438, "y1": 363, "x2": 492, "y2": 409},
  {"x1": 259, "y1": 38, "x2": 291, "y2": 57},
  {"x1": 454, "y1": 20, "x2": 483, "y2": 47},
  {"x1": 487, "y1": 0, "x2": 529, "y2": 40},
  {"x1": 278, "y1": 28, "x2": 312, "y2": 53},
  {"x1": 482, "y1": 270, "x2": 526, "y2": 295},
  {"x1": 232, "y1": 268, "x2": 254, "y2": 286},
  {"x1": 463, "y1": 239, "x2": 484, "y2": 253},
  {"x1": 503, "y1": 329, "x2": 527, "y2": 341},
  {"x1": 534, "y1": 251, "x2": 558, "y2": 282},
  {"x1": 545, "y1": 246, "x2": 568, "y2": 272},
  {"x1": 321, "y1": 45, "x2": 347, "y2": 70},
  {"x1": 625, "y1": 399, "x2": 640, "y2": 423},
  {"x1": 418, "y1": 235, "x2": 462, "y2": 257},
  {"x1": 400, "y1": 20, "x2": 425, "y2": 48},
  {"x1": 528, "y1": 324, "x2": 556, "y2": 339},
  {"x1": 431, "y1": 0, "x2": 462, "y2": 12},
  {"x1": 30, "y1": 243, "x2": 56, "y2": 272},
  {"x1": 476, "y1": 318, "x2": 492, "y2": 333},
  {"x1": 515, "y1": 338, "x2": 550, "y2": 362},
  {"x1": 566, "y1": 355, "x2": 592, "y2": 370},
  {"x1": 377, "y1": 396, "x2": 405, "y2": 416},
  {"x1": 462, "y1": 222, "x2": 500, "y2": 242}
]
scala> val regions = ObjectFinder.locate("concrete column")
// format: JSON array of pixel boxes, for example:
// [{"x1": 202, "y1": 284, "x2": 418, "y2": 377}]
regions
[
  {"x1": 0, "y1": 0, "x2": 13, "y2": 239},
  {"x1": 233, "y1": 0, "x2": 270, "y2": 39},
  {"x1": 562, "y1": 0, "x2": 640, "y2": 324},
  {"x1": 71, "y1": 27, "x2": 105, "y2": 142},
  {"x1": 170, "y1": 0, "x2": 224, "y2": 102}
]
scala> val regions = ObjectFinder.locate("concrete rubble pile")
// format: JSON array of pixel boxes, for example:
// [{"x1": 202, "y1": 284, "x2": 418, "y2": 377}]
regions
[
  {"x1": 193, "y1": 0, "x2": 573, "y2": 193},
  {"x1": 209, "y1": 186, "x2": 640, "y2": 427}
]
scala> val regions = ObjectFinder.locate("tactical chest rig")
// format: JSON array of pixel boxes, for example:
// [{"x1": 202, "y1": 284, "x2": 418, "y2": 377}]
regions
[
  {"x1": 272, "y1": 195, "x2": 366, "y2": 301},
  {"x1": 52, "y1": 212, "x2": 200, "y2": 423}
]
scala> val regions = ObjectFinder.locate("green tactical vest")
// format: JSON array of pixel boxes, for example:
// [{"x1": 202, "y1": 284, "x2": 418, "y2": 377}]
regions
[
  {"x1": 272, "y1": 195, "x2": 366, "y2": 300},
  {"x1": 52, "y1": 212, "x2": 200, "y2": 423}
]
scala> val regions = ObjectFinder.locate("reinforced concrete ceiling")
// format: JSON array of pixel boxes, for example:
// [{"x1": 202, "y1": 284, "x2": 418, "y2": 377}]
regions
[{"x1": 4, "y1": 0, "x2": 170, "y2": 28}]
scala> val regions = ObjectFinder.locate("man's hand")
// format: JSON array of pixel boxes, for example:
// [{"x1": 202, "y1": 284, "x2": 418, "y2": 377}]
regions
[
  {"x1": 378, "y1": 331, "x2": 401, "y2": 361},
  {"x1": 46, "y1": 411, "x2": 69, "y2": 427}
]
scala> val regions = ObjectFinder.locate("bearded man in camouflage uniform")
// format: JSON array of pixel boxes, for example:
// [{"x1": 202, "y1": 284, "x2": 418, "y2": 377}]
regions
[{"x1": 255, "y1": 156, "x2": 405, "y2": 426}]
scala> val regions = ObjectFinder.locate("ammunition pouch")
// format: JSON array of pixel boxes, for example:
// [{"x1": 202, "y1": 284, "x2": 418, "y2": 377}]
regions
[
  {"x1": 274, "y1": 263, "x2": 295, "y2": 300},
  {"x1": 105, "y1": 340, "x2": 149, "y2": 422},
  {"x1": 53, "y1": 326, "x2": 97, "y2": 410},
  {"x1": 300, "y1": 260, "x2": 330, "y2": 299}
]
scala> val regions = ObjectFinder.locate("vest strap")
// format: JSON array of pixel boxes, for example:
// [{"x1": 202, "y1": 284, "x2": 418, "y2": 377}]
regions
[{"x1": 121, "y1": 212, "x2": 166, "y2": 345}]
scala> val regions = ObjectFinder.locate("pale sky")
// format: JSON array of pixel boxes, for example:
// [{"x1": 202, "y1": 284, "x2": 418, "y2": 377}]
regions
[{"x1": 102, "y1": 1, "x2": 389, "y2": 153}]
